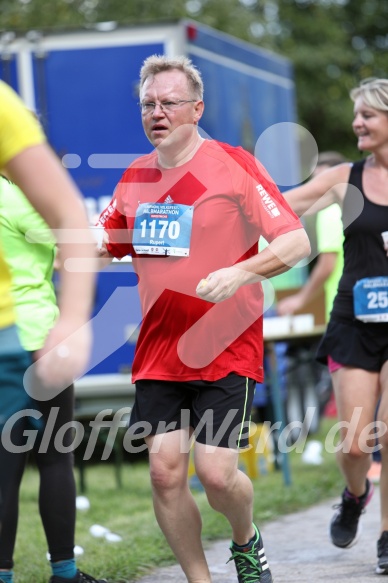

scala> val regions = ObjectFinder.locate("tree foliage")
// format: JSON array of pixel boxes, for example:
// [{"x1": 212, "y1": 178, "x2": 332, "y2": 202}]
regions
[{"x1": 0, "y1": 0, "x2": 387, "y2": 157}]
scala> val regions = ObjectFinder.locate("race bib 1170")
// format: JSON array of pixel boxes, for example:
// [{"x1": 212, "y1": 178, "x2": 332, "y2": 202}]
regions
[{"x1": 133, "y1": 202, "x2": 194, "y2": 256}]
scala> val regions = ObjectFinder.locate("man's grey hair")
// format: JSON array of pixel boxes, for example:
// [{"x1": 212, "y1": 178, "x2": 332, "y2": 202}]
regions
[{"x1": 140, "y1": 55, "x2": 204, "y2": 100}]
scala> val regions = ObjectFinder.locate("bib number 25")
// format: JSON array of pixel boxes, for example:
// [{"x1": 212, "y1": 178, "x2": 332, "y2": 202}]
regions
[{"x1": 367, "y1": 290, "x2": 388, "y2": 309}]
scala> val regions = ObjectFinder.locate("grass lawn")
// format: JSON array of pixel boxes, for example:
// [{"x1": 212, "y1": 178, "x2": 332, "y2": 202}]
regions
[{"x1": 13, "y1": 418, "x2": 343, "y2": 582}]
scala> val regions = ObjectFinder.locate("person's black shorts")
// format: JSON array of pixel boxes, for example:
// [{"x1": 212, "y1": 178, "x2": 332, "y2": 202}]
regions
[
  {"x1": 317, "y1": 317, "x2": 388, "y2": 372},
  {"x1": 128, "y1": 373, "x2": 256, "y2": 449}
]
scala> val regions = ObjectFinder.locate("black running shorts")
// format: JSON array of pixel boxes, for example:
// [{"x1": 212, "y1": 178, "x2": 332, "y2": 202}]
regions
[
  {"x1": 128, "y1": 373, "x2": 256, "y2": 449},
  {"x1": 317, "y1": 317, "x2": 388, "y2": 372}
]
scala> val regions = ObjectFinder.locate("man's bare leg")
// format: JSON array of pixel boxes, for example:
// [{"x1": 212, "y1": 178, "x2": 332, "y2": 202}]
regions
[{"x1": 146, "y1": 430, "x2": 211, "y2": 583}]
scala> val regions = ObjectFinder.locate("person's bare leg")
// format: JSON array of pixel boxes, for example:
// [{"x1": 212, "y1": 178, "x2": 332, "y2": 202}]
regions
[
  {"x1": 376, "y1": 361, "x2": 388, "y2": 533},
  {"x1": 146, "y1": 430, "x2": 211, "y2": 583},
  {"x1": 331, "y1": 366, "x2": 379, "y2": 496},
  {"x1": 194, "y1": 443, "x2": 255, "y2": 545}
]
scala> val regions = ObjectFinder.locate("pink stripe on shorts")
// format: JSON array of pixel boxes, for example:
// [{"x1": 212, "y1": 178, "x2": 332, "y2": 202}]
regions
[{"x1": 328, "y1": 355, "x2": 343, "y2": 373}]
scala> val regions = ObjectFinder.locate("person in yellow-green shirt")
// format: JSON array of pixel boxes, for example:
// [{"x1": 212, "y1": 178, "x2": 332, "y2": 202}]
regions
[
  {"x1": 0, "y1": 80, "x2": 95, "y2": 388},
  {"x1": 0, "y1": 177, "x2": 106, "y2": 583},
  {"x1": 0, "y1": 81, "x2": 101, "y2": 582}
]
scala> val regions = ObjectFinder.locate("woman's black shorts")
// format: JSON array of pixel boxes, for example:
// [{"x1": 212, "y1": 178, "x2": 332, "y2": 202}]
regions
[{"x1": 317, "y1": 317, "x2": 388, "y2": 372}]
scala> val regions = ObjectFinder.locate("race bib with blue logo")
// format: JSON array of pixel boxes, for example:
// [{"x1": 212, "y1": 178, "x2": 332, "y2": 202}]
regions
[
  {"x1": 353, "y1": 277, "x2": 388, "y2": 322},
  {"x1": 133, "y1": 202, "x2": 193, "y2": 256}
]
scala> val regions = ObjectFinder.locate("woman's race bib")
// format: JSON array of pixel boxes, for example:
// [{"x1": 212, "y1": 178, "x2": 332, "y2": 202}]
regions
[
  {"x1": 353, "y1": 277, "x2": 388, "y2": 322},
  {"x1": 133, "y1": 202, "x2": 194, "y2": 256}
]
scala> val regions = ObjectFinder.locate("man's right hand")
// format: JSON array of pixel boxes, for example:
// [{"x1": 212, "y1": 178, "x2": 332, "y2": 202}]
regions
[{"x1": 96, "y1": 229, "x2": 114, "y2": 265}]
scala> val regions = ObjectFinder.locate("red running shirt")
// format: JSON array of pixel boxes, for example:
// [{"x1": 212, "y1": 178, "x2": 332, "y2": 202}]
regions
[{"x1": 99, "y1": 140, "x2": 302, "y2": 383}]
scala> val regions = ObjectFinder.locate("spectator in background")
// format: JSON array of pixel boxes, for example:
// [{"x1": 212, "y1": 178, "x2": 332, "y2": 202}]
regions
[
  {"x1": 277, "y1": 151, "x2": 346, "y2": 322},
  {"x1": 0, "y1": 176, "x2": 105, "y2": 583},
  {"x1": 277, "y1": 151, "x2": 346, "y2": 421},
  {"x1": 284, "y1": 78, "x2": 388, "y2": 575}
]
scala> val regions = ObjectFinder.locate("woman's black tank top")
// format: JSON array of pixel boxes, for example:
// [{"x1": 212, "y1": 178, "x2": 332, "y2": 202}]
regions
[{"x1": 331, "y1": 159, "x2": 388, "y2": 321}]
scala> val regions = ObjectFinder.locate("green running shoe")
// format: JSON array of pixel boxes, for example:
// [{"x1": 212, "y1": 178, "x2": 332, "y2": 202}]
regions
[{"x1": 228, "y1": 523, "x2": 273, "y2": 583}]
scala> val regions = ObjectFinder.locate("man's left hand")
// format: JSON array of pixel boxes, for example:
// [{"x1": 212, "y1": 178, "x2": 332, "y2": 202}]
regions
[{"x1": 196, "y1": 267, "x2": 253, "y2": 303}]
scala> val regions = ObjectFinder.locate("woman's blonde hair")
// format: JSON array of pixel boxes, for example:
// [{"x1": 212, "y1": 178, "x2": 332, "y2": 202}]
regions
[{"x1": 350, "y1": 78, "x2": 388, "y2": 112}]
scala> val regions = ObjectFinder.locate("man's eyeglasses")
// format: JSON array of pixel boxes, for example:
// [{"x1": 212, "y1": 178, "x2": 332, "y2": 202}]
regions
[{"x1": 139, "y1": 100, "x2": 197, "y2": 114}]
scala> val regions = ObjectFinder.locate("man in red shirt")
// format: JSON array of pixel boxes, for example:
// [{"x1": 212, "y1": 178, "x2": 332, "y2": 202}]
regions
[{"x1": 98, "y1": 55, "x2": 310, "y2": 583}]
